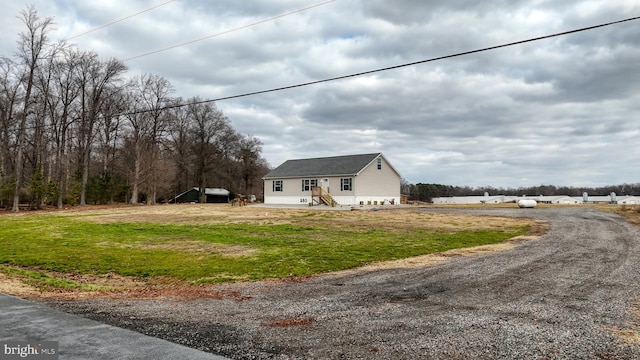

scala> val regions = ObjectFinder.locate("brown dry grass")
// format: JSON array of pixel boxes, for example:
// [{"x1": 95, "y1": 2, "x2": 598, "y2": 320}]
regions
[
  {"x1": 0, "y1": 273, "x2": 40, "y2": 298},
  {"x1": 37, "y1": 203, "x2": 534, "y2": 232},
  {"x1": 613, "y1": 205, "x2": 640, "y2": 227},
  {"x1": 346, "y1": 220, "x2": 548, "y2": 273},
  {"x1": 598, "y1": 205, "x2": 640, "y2": 344},
  {"x1": 52, "y1": 203, "x2": 297, "y2": 225},
  {"x1": 605, "y1": 305, "x2": 640, "y2": 344},
  {"x1": 95, "y1": 240, "x2": 257, "y2": 257},
  {"x1": 0, "y1": 204, "x2": 545, "y2": 300}
]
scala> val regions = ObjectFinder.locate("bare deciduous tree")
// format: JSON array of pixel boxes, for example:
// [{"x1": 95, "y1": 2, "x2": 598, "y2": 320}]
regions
[
  {"x1": 75, "y1": 52, "x2": 126, "y2": 205},
  {"x1": 238, "y1": 135, "x2": 264, "y2": 194},
  {"x1": 1, "y1": 6, "x2": 270, "y2": 207},
  {"x1": 44, "y1": 47, "x2": 82, "y2": 208},
  {"x1": 12, "y1": 6, "x2": 54, "y2": 212},
  {"x1": 138, "y1": 74, "x2": 173, "y2": 205},
  {"x1": 0, "y1": 57, "x2": 22, "y2": 207},
  {"x1": 166, "y1": 98, "x2": 193, "y2": 195},
  {"x1": 123, "y1": 74, "x2": 172, "y2": 204},
  {"x1": 187, "y1": 99, "x2": 230, "y2": 203}
]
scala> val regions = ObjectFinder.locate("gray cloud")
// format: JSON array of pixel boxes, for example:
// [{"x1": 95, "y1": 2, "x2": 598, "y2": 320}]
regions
[{"x1": 3, "y1": 0, "x2": 639, "y2": 188}]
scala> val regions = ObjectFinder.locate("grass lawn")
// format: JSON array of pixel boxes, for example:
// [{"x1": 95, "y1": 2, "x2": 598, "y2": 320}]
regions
[{"x1": 0, "y1": 205, "x2": 533, "y2": 291}]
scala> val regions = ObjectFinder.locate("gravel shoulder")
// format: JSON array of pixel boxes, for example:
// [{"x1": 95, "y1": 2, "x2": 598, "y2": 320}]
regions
[{"x1": 45, "y1": 207, "x2": 640, "y2": 359}]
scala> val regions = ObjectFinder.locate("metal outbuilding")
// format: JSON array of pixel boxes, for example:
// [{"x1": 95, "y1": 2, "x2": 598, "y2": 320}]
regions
[{"x1": 170, "y1": 187, "x2": 230, "y2": 204}]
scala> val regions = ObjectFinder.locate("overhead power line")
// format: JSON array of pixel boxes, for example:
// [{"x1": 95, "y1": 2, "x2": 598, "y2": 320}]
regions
[
  {"x1": 123, "y1": 0, "x2": 336, "y2": 62},
  {"x1": 18, "y1": 14, "x2": 640, "y2": 132},
  {"x1": 121, "y1": 15, "x2": 640, "y2": 116},
  {"x1": 66, "y1": 0, "x2": 177, "y2": 41}
]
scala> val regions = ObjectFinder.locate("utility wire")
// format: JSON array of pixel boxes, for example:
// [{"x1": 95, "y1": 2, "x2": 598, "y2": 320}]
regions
[
  {"x1": 66, "y1": 0, "x2": 177, "y2": 41},
  {"x1": 123, "y1": 0, "x2": 336, "y2": 62},
  {"x1": 121, "y1": 15, "x2": 640, "y2": 115},
  {"x1": 14, "y1": 1, "x2": 338, "y2": 132}
]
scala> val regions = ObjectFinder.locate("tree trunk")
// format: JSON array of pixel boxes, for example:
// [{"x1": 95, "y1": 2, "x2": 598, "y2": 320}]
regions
[
  {"x1": 13, "y1": 6, "x2": 53, "y2": 212},
  {"x1": 199, "y1": 176, "x2": 206, "y2": 203},
  {"x1": 55, "y1": 114, "x2": 69, "y2": 209},
  {"x1": 13, "y1": 57, "x2": 37, "y2": 212},
  {"x1": 80, "y1": 145, "x2": 90, "y2": 206},
  {"x1": 148, "y1": 147, "x2": 157, "y2": 205},
  {"x1": 130, "y1": 141, "x2": 142, "y2": 204},
  {"x1": 11, "y1": 118, "x2": 26, "y2": 212}
]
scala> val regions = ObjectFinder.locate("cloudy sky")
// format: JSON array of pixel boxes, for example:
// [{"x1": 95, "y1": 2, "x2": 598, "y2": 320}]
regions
[{"x1": 2, "y1": 1, "x2": 639, "y2": 188}]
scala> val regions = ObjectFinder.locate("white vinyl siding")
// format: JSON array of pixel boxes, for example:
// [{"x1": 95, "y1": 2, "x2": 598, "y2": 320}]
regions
[{"x1": 355, "y1": 156, "x2": 401, "y2": 203}]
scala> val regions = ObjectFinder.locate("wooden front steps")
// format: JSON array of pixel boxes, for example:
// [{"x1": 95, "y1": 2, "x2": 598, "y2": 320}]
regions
[{"x1": 312, "y1": 187, "x2": 338, "y2": 207}]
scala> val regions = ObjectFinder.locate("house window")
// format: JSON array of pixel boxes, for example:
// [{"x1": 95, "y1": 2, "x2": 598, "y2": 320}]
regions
[
  {"x1": 273, "y1": 180, "x2": 283, "y2": 192},
  {"x1": 301, "y1": 179, "x2": 318, "y2": 192},
  {"x1": 341, "y1": 178, "x2": 352, "y2": 191},
  {"x1": 377, "y1": 158, "x2": 382, "y2": 170}
]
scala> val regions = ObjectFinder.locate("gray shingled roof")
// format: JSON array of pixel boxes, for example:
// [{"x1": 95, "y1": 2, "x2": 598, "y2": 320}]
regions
[{"x1": 263, "y1": 153, "x2": 382, "y2": 179}]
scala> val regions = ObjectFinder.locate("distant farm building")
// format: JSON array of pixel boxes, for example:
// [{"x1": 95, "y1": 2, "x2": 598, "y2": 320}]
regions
[
  {"x1": 431, "y1": 195, "x2": 511, "y2": 205},
  {"x1": 535, "y1": 196, "x2": 580, "y2": 204},
  {"x1": 618, "y1": 196, "x2": 640, "y2": 205},
  {"x1": 431, "y1": 192, "x2": 637, "y2": 205}
]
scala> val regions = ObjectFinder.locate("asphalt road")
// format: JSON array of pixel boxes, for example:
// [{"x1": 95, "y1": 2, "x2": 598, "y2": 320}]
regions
[
  {"x1": 46, "y1": 207, "x2": 640, "y2": 359},
  {"x1": 0, "y1": 294, "x2": 228, "y2": 359}
]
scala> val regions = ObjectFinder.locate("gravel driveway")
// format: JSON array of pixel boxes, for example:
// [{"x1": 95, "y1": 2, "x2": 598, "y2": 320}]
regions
[{"x1": 47, "y1": 207, "x2": 640, "y2": 359}]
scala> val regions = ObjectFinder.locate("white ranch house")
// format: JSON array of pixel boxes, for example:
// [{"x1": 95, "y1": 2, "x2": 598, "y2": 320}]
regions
[{"x1": 263, "y1": 153, "x2": 401, "y2": 206}]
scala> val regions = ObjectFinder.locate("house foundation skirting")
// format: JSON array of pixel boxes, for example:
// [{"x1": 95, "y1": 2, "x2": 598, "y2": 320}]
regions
[{"x1": 264, "y1": 196, "x2": 400, "y2": 206}]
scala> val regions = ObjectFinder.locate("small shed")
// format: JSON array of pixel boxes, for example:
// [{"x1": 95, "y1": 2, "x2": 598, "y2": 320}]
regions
[{"x1": 170, "y1": 187, "x2": 230, "y2": 204}]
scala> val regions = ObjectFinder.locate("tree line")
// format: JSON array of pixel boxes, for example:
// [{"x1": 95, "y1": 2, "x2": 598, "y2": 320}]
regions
[
  {"x1": 406, "y1": 183, "x2": 640, "y2": 202},
  {"x1": 0, "y1": 7, "x2": 270, "y2": 211}
]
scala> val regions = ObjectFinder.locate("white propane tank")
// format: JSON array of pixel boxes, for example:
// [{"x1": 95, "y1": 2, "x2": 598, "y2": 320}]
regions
[{"x1": 517, "y1": 199, "x2": 537, "y2": 208}]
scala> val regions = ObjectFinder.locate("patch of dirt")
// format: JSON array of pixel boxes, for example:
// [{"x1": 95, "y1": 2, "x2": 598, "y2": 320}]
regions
[
  {"x1": 96, "y1": 287, "x2": 253, "y2": 302},
  {"x1": 609, "y1": 328, "x2": 640, "y2": 344},
  {"x1": 33, "y1": 286, "x2": 253, "y2": 302},
  {"x1": 354, "y1": 243, "x2": 515, "y2": 272},
  {"x1": 0, "y1": 273, "x2": 40, "y2": 298},
  {"x1": 607, "y1": 303, "x2": 640, "y2": 344},
  {"x1": 0, "y1": 269, "x2": 254, "y2": 301},
  {"x1": 263, "y1": 317, "x2": 315, "y2": 327},
  {"x1": 67, "y1": 204, "x2": 297, "y2": 226},
  {"x1": 292, "y1": 209, "x2": 535, "y2": 234},
  {"x1": 96, "y1": 241, "x2": 257, "y2": 257}
]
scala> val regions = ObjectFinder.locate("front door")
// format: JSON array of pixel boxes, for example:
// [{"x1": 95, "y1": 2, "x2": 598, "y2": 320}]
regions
[{"x1": 321, "y1": 178, "x2": 329, "y2": 192}]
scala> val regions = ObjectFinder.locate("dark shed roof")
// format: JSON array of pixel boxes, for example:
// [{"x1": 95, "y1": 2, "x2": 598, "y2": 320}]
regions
[
  {"x1": 263, "y1": 153, "x2": 382, "y2": 179},
  {"x1": 170, "y1": 187, "x2": 230, "y2": 203}
]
